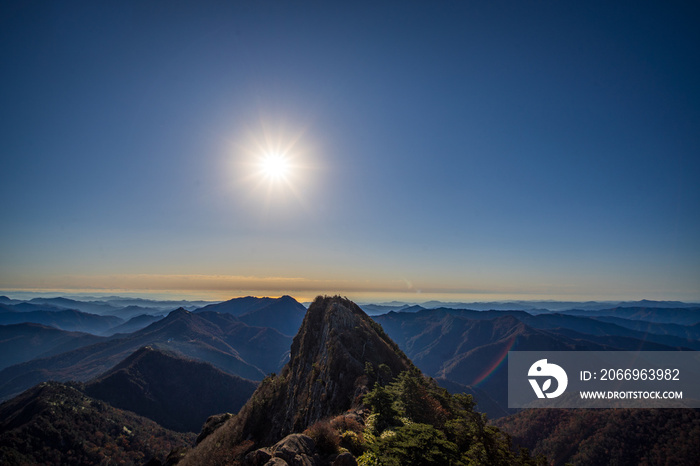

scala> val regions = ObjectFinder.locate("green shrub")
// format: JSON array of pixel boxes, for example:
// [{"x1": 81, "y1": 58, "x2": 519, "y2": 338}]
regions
[
  {"x1": 370, "y1": 423, "x2": 460, "y2": 466},
  {"x1": 357, "y1": 451, "x2": 381, "y2": 466},
  {"x1": 339, "y1": 430, "x2": 365, "y2": 456},
  {"x1": 361, "y1": 370, "x2": 545, "y2": 465}
]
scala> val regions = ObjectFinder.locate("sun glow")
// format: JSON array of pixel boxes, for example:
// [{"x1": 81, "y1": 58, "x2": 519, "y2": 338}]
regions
[
  {"x1": 260, "y1": 153, "x2": 290, "y2": 181},
  {"x1": 228, "y1": 117, "x2": 320, "y2": 215}
]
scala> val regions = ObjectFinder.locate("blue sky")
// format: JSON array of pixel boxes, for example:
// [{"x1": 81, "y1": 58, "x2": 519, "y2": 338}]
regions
[{"x1": 1, "y1": 1, "x2": 699, "y2": 302}]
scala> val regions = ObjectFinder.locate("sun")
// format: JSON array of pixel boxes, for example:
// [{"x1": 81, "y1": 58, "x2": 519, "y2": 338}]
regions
[
  {"x1": 230, "y1": 120, "x2": 318, "y2": 210},
  {"x1": 259, "y1": 153, "x2": 291, "y2": 181}
]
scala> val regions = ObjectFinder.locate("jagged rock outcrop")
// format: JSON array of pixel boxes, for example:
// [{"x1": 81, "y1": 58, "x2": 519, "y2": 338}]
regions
[
  {"x1": 276, "y1": 295, "x2": 412, "y2": 435},
  {"x1": 245, "y1": 434, "x2": 318, "y2": 466},
  {"x1": 182, "y1": 296, "x2": 413, "y2": 464}
]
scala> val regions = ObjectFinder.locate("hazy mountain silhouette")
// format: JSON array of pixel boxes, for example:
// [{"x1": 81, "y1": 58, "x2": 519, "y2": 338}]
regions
[
  {"x1": 591, "y1": 315, "x2": 700, "y2": 340},
  {"x1": 0, "y1": 323, "x2": 105, "y2": 370},
  {"x1": 94, "y1": 296, "x2": 215, "y2": 312},
  {"x1": 4, "y1": 302, "x2": 66, "y2": 312},
  {"x1": 84, "y1": 346, "x2": 257, "y2": 433},
  {"x1": 27, "y1": 297, "x2": 122, "y2": 315},
  {"x1": 359, "y1": 303, "x2": 426, "y2": 315},
  {"x1": 517, "y1": 312, "x2": 700, "y2": 349},
  {"x1": 106, "y1": 305, "x2": 168, "y2": 319},
  {"x1": 0, "y1": 296, "x2": 22, "y2": 305},
  {"x1": 362, "y1": 299, "x2": 700, "y2": 313},
  {"x1": 196, "y1": 295, "x2": 307, "y2": 336},
  {"x1": 196, "y1": 296, "x2": 278, "y2": 315},
  {"x1": 102, "y1": 313, "x2": 164, "y2": 336},
  {"x1": 0, "y1": 308, "x2": 291, "y2": 401},
  {"x1": 0, "y1": 304, "x2": 123, "y2": 334},
  {"x1": 237, "y1": 295, "x2": 306, "y2": 336},
  {"x1": 560, "y1": 306, "x2": 700, "y2": 324}
]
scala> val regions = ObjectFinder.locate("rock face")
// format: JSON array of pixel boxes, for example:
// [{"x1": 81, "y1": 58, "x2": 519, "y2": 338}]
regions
[
  {"x1": 183, "y1": 296, "x2": 413, "y2": 464},
  {"x1": 276, "y1": 295, "x2": 411, "y2": 436}
]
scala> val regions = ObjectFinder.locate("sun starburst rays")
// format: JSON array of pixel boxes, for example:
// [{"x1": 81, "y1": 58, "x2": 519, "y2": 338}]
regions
[{"x1": 230, "y1": 120, "x2": 318, "y2": 216}]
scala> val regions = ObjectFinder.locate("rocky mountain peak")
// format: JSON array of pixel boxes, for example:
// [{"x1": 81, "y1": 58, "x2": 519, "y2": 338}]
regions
[
  {"x1": 184, "y1": 296, "x2": 413, "y2": 461},
  {"x1": 281, "y1": 296, "x2": 412, "y2": 430},
  {"x1": 169, "y1": 307, "x2": 190, "y2": 316}
]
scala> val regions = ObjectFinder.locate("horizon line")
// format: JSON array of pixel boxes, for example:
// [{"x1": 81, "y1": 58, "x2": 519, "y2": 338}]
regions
[{"x1": 2, "y1": 288, "x2": 698, "y2": 306}]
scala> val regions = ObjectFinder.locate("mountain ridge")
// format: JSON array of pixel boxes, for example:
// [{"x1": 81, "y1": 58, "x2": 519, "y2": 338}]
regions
[
  {"x1": 0, "y1": 381, "x2": 195, "y2": 465},
  {"x1": 196, "y1": 295, "x2": 307, "y2": 336},
  {"x1": 0, "y1": 308, "x2": 291, "y2": 401},
  {"x1": 373, "y1": 309, "x2": 690, "y2": 415},
  {"x1": 83, "y1": 346, "x2": 257, "y2": 432},
  {"x1": 0, "y1": 304, "x2": 123, "y2": 334},
  {"x1": 0, "y1": 323, "x2": 105, "y2": 371}
]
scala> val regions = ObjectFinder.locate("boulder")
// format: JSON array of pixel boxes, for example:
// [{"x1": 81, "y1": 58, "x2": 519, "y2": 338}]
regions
[
  {"x1": 271, "y1": 434, "x2": 317, "y2": 466},
  {"x1": 245, "y1": 448, "x2": 272, "y2": 465}
]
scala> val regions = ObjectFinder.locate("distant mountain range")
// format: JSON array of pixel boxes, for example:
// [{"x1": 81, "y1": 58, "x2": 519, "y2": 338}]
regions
[
  {"x1": 560, "y1": 306, "x2": 700, "y2": 325},
  {"x1": 0, "y1": 303, "x2": 124, "y2": 334},
  {"x1": 24, "y1": 297, "x2": 123, "y2": 315},
  {"x1": 104, "y1": 313, "x2": 165, "y2": 336},
  {"x1": 359, "y1": 299, "x2": 700, "y2": 314},
  {"x1": 0, "y1": 307, "x2": 292, "y2": 401},
  {"x1": 196, "y1": 295, "x2": 307, "y2": 336},
  {"x1": 0, "y1": 323, "x2": 104, "y2": 371},
  {"x1": 1, "y1": 294, "x2": 699, "y2": 465},
  {"x1": 373, "y1": 306, "x2": 700, "y2": 415},
  {"x1": 0, "y1": 294, "x2": 307, "y2": 336},
  {"x1": 0, "y1": 294, "x2": 215, "y2": 312}
]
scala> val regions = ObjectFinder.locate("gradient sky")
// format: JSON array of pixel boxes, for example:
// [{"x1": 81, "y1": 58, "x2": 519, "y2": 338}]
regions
[{"x1": 1, "y1": 1, "x2": 699, "y2": 303}]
